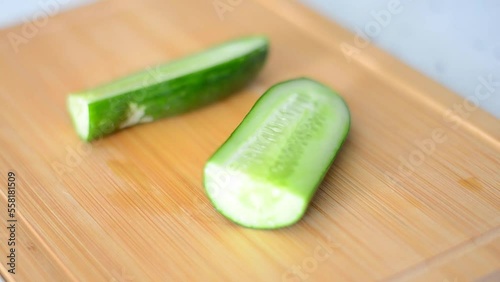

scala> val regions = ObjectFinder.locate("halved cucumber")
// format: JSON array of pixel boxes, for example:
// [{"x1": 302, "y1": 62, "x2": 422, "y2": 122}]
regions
[
  {"x1": 204, "y1": 78, "x2": 350, "y2": 229},
  {"x1": 67, "y1": 35, "x2": 268, "y2": 141}
]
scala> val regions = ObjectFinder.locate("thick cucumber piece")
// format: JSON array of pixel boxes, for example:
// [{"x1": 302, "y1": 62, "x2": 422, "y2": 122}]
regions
[
  {"x1": 204, "y1": 78, "x2": 350, "y2": 229},
  {"x1": 67, "y1": 36, "x2": 268, "y2": 141}
]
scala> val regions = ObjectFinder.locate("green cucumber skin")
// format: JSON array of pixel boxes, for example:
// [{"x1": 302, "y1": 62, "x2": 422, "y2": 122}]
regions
[
  {"x1": 203, "y1": 78, "x2": 351, "y2": 229},
  {"x1": 69, "y1": 36, "x2": 268, "y2": 141}
]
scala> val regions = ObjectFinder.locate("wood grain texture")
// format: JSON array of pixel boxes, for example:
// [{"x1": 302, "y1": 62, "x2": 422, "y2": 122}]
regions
[{"x1": 0, "y1": 0, "x2": 499, "y2": 281}]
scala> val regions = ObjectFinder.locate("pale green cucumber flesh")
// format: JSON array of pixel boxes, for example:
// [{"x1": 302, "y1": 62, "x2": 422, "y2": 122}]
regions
[
  {"x1": 204, "y1": 78, "x2": 350, "y2": 229},
  {"x1": 67, "y1": 35, "x2": 268, "y2": 141}
]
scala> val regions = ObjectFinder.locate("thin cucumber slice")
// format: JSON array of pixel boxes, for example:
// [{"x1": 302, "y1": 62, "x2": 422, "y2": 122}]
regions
[
  {"x1": 67, "y1": 36, "x2": 268, "y2": 141},
  {"x1": 204, "y1": 78, "x2": 350, "y2": 229}
]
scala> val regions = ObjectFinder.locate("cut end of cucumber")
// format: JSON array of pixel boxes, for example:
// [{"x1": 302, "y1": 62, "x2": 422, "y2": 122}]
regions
[
  {"x1": 67, "y1": 95, "x2": 90, "y2": 141},
  {"x1": 204, "y1": 163, "x2": 306, "y2": 229}
]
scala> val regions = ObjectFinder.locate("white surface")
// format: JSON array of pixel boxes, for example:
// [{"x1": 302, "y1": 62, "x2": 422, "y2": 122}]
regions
[
  {"x1": 0, "y1": 0, "x2": 95, "y2": 28},
  {"x1": 300, "y1": 0, "x2": 500, "y2": 118},
  {"x1": 1, "y1": 0, "x2": 499, "y2": 118}
]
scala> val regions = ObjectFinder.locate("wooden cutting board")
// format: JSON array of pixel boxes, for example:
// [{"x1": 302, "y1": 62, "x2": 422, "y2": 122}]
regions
[{"x1": 0, "y1": 0, "x2": 498, "y2": 281}]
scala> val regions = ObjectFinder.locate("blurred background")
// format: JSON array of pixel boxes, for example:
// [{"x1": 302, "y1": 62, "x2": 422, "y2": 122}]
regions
[{"x1": 2, "y1": 0, "x2": 499, "y2": 118}]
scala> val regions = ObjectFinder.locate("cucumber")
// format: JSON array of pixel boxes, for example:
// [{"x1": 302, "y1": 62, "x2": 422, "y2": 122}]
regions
[
  {"x1": 67, "y1": 36, "x2": 269, "y2": 141},
  {"x1": 204, "y1": 78, "x2": 350, "y2": 229}
]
